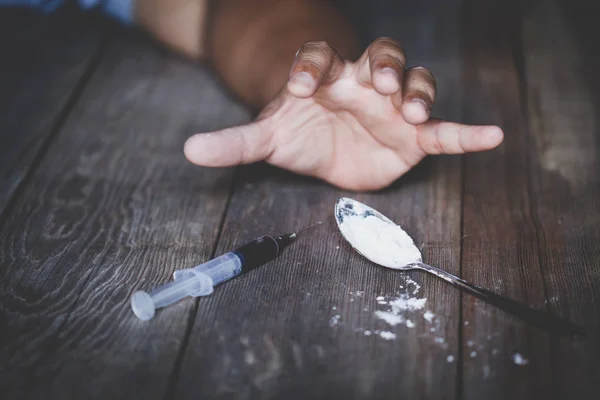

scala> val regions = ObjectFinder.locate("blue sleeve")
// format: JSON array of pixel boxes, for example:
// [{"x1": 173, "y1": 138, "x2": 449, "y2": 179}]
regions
[
  {"x1": 0, "y1": 0, "x2": 134, "y2": 25},
  {"x1": 78, "y1": 0, "x2": 133, "y2": 25}
]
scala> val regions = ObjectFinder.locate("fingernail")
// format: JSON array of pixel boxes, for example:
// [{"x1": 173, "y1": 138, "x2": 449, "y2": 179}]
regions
[
  {"x1": 380, "y1": 67, "x2": 399, "y2": 79},
  {"x1": 410, "y1": 97, "x2": 430, "y2": 110},
  {"x1": 290, "y1": 71, "x2": 314, "y2": 87}
]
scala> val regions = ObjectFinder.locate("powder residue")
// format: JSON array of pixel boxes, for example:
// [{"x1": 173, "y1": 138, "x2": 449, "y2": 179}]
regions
[
  {"x1": 374, "y1": 275, "x2": 427, "y2": 330},
  {"x1": 512, "y1": 353, "x2": 529, "y2": 365},
  {"x1": 423, "y1": 311, "x2": 435, "y2": 322},
  {"x1": 389, "y1": 295, "x2": 427, "y2": 311},
  {"x1": 483, "y1": 365, "x2": 491, "y2": 379},
  {"x1": 329, "y1": 315, "x2": 340, "y2": 327},
  {"x1": 379, "y1": 331, "x2": 397, "y2": 340},
  {"x1": 374, "y1": 311, "x2": 404, "y2": 326}
]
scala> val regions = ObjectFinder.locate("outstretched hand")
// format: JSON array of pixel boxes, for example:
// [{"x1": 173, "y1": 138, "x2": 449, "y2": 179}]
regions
[{"x1": 184, "y1": 38, "x2": 503, "y2": 191}]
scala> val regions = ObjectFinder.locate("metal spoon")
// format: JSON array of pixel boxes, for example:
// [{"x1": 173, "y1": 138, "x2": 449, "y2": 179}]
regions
[{"x1": 335, "y1": 197, "x2": 585, "y2": 338}]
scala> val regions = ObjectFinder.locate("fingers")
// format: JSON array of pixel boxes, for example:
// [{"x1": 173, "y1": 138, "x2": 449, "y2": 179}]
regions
[
  {"x1": 417, "y1": 120, "x2": 504, "y2": 154},
  {"x1": 356, "y1": 37, "x2": 406, "y2": 95},
  {"x1": 287, "y1": 41, "x2": 345, "y2": 98},
  {"x1": 184, "y1": 121, "x2": 273, "y2": 167},
  {"x1": 393, "y1": 67, "x2": 437, "y2": 125}
]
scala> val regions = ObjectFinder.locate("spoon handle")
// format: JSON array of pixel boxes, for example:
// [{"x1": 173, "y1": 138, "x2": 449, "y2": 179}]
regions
[{"x1": 416, "y1": 263, "x2": 586, "y2": 338}]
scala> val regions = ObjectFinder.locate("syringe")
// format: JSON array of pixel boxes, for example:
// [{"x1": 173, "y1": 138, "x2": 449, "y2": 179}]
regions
[{"x1": 130, "y1": 232, "x2": 297, "y2": 321}]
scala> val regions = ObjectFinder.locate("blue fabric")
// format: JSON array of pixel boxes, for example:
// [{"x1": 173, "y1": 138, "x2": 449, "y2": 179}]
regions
[{"x1": 0, "y1": 0, "x2": 133, "y2": 24}]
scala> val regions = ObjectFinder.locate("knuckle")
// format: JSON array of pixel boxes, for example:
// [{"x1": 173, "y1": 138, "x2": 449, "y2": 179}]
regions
[
  {"x1": 373, "y1": 37, "x2": 402, "y2": 49},
  {"x1": 369, "y1": 37, "x2": 406, "y2": 66},
  {"x1": 410, "y1": 66, "x2": 436, "y2": 84},
  {"x1": 302, "y1": 40, "x2": 334, "y2": 53},
  {"x1": 294, "y1": 41, "x2": 339, "y2": 73}
]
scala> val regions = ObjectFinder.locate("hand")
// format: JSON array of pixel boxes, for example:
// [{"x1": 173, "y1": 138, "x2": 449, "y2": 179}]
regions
[{"x1": 184, "y1": 38, "x2": 503, "y2": 191}]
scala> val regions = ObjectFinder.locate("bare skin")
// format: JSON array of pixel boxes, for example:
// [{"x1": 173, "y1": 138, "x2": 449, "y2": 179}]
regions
[{"x1": 135, "y1": 0, "x2": 504, "y2": 191}]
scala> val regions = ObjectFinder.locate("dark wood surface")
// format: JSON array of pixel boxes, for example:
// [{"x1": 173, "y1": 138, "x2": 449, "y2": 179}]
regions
[{"x1": 0, "y1": 1, "x2": 598, "y2": 399}]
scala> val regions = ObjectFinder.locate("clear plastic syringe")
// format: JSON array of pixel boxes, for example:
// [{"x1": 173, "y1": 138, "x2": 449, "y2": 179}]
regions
[{"x1": 130, "y1": 233, "x2": 297, "y2": 321}]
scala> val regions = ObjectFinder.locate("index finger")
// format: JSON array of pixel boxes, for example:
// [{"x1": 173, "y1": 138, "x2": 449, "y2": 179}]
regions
[{"x1": 417, "y1": 119, "x2": 504, "y2": 154}]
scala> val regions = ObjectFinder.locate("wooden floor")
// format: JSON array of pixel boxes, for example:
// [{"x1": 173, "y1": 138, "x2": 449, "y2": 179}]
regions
[{"x1": 1, "y1": 0, "x2": 598, "y2": 399}]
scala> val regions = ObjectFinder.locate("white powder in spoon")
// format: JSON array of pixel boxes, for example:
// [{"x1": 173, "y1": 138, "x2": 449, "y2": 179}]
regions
[{"x1": 338, "y1": 214, "x2": 422, "y2": 269}]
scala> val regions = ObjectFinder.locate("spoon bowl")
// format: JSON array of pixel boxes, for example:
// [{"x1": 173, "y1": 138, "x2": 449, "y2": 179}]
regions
[
  {"x1": 334, "y1": 197, "x2": 586, "y2": 338},
  {"x1": 335, "y1": 197, "x2": 423, "y2": 269}
]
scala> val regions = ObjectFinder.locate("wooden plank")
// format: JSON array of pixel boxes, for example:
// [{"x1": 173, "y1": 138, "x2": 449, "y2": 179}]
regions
[
  {"x1": 0, "y1": 7, "x2": 106, "y2": 215},
  {"x1": 0, "y1": 26, "x2": 250, "y2": 398},
  {"x1": 459, "y1": 0, "x2": 554, "y2": 398},
  {"x1": 522, "y1": 1, "x2": 600, "y2": 398},
  {"x1": 172, "y1": 1, "x2": 464, "y2": 398}
]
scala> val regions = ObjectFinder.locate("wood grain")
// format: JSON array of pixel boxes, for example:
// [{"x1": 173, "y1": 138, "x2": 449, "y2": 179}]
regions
[
  {"x1": 171, "y1": 1, "x2": 464, "y2": 399},
  {"x1": 1, "y1": 1, "x2": 598, "y2": 399},
  {"x1": 459, "y1": 0, "x2": 555, "y2": 398},
  {"x1": 0, "y1": 7, "x2": 105, "y2": 215},
  {"x1": 0, "y1": 26, "x2": 249, "y2": 399},
  {"x1": 522, "y1": 1, "x2": 600, "y2": 398}
]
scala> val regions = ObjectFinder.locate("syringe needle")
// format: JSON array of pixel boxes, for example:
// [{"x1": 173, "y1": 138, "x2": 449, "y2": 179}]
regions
[{"x1": 296, "y1": 221, "x2": 324, "y2": 235}]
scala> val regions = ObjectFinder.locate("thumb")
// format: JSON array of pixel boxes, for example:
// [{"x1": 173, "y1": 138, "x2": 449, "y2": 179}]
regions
[{"x1": 184, "y1": 121, "x2": 273, "y2": 167}]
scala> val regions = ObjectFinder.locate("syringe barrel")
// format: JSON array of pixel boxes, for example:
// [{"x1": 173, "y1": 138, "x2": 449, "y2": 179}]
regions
[{"x1": 173, "y1": 251, "x2": 242, "y2": 287}]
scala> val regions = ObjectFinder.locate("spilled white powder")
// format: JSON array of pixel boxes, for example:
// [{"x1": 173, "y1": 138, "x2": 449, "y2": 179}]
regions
[
  {"x1": 391, "y1": 296, "x2": 427, "y2": 311},
  {"x1": 512, "y1": 353, "x2": 529, "y2": 365},
  {"x1": 329, "y1": 315, "x2": 340, "y2": 327},
  {"x1": 379, "y1": 331, "x2": 397, "y2": 340},
  {"x1": 375, "y1": 311, "x2": 404, "y2": 326},
  {"x1": 403, "y1": 275, "x2": 421, "y2": 295},
  {"x1": 337, "y1": 212, "x2": 422, "y2": 269},
  {"x1": 447, "y1": 355, "x2": 455, "y2": 363},
  {"x1": 483, "y1": 365, "x2": 491, "y2": 379},
  {"x1": 423, "y1": 311, "x2": 435, "y2": 322},
  {"x1": 372, "y1": 274, "x2": 429, "y2": 332}
]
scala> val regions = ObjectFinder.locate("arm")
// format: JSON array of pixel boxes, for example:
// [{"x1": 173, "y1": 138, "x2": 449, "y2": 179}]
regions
[
  {"x1": 135, "y1": 0, "x2": 360, "y2": 109},
  {"x1": 135, "y1": 0, "x2": 503, "y2": 191}
]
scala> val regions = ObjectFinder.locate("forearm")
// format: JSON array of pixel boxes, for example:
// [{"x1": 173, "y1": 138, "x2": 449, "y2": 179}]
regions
[
  {"x1": 207, "y1": 0, "x2": 360, "y2": 109},
  {"x1": 134, "y1": 0, "x2": 359, "y2": 109},
  {"x1": 135, "y1": 0, "x2": 209, "y2": 60}
]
